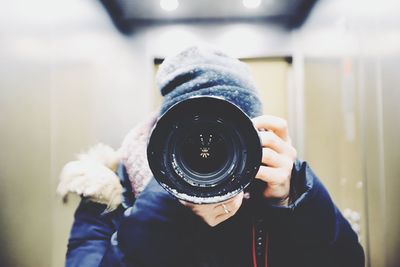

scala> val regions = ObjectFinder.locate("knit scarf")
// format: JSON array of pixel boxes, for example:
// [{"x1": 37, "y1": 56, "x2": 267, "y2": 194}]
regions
[{"x1": 119, "y1": 112, "x2": 158, "y2": 197}]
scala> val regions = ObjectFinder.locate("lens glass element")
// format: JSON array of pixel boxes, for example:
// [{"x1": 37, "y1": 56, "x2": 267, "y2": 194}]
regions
[{"x1": 181, "y1": 129, "x2": 228, "y2": 175}]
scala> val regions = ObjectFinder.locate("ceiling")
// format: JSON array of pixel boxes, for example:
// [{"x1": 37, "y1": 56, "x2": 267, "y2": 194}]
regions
[{"x1": 99, "y1": 0, "x2": 318, "y2": 34}]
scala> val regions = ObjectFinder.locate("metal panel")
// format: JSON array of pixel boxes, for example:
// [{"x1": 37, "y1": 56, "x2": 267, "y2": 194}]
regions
[
  {"x1": 304, "y1": 56, "x2": 400, "y2": 267},
  {"x1": 0, "y1": 63, "x2": 52, "y2": 267},
  {"x1": 361, "y1": 57, "x2": 386, "y2": 267},
  {"x1": 303, "y1": 58, "x2": 367, "y2": 256},
  {"x1": 381, "y1": 56, "x2": 400, "y2": 267}
]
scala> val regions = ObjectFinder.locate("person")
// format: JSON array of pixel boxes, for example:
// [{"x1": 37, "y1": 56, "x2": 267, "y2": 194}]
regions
[{"x1": 57, "y1": 46, "x2": 365, "y2": 267}]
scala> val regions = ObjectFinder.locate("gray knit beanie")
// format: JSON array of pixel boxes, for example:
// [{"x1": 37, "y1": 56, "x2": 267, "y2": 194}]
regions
[{"x1": 156, "y1": 46, "x2": 263, "y2": 118}]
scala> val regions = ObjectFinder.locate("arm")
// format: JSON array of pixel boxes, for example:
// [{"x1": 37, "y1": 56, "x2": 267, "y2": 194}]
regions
[
  {"x1": 64, "y1": 168, "x2": 197, "y2": 267},
  {"x1": 66, "y1": 199, "x2": 123, "y2": 267},
  {"x1": 250, "y1": 115, "x2": 364, "y2": 266},
  {"x1": 256, "y1": 160, "x2": 365, "y2": 267},
  {"x1": 116, "y1": 178, "x2": 207, "y2": 267},
  {"x1": 174, "y1": 115, "x2": 364, "y2": 266},
  {"x1": 61, "y1": 159, "x2": 133, "y2": 267}
]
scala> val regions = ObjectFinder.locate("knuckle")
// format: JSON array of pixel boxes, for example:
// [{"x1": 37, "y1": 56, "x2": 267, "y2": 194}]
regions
[
  {"x1": 208, "y1": 221, "x2": 217, "y2": 227},
  {"x1": 266, "y1": 131, "x2": 276, "y2": 140},
  {"x1": 230, "y1": 209, "x2": 239, "y2": 217},
  {"x1": 204, "y1": 215, "x2": 216, "y2": 226},
  {"x1": 266, "y1": 134, "x2": 280, "y2": 149},
  {"x1": 283, "y1": 169, "x2": 291, "y2": 179},
  {"x1": 259, "y1": 131, "x2": 268, "y2": 143},
  {"x1": 278, "y1": 118, "x2": 288, "y2": 130},
  {"x1": 233, "y1": 199, "x2": 242, "y2": 209},
  {"x1": 262, "y1": 149, "x2": 272, "y2": 161},
  {"x1": 258, "y1": 169, "x2": 268, "y2": 180},
  {"x1": 261, "y1": 131, "x2": 273, "y2": 144},
  {"x1": 283, "y1": 157, "x2": 294, "y2": 169},
  {"x1": 275, "y1": 176, "x2": 286, "y2": 185},
  {"x1": 277, "y1": 170, "x2": 290, "y2": 183}
]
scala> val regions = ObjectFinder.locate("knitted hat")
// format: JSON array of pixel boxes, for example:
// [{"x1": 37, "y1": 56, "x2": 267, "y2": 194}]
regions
[{"x1": 156, "y1": 46, "x2": 263, "y2": 118}]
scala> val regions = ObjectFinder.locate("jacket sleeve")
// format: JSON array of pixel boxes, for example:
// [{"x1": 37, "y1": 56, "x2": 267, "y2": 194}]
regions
[
  {"x1": 66, "y1": 199, "x2": 124, "y2": 267},
  {"x1": 115, "y1": 178, "x2": 206, "y2": 267},
  {"x1": 258, "y1": 160, "x2": 365, "y2": 267},
  {"x1": 66, "y1": 178, "x2": 200, "y2": 267},
  {"x1": 65, "y1": 164, "x2": 134, "y2": 267}
]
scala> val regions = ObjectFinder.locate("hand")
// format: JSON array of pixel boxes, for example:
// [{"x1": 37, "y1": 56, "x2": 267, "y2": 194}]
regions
[
  {"x1": 180, "y1": 192, "x2": 244, "y2": 227},
  {"x1": 252, "y1": 115, "x2": 297, "y2": 206}
]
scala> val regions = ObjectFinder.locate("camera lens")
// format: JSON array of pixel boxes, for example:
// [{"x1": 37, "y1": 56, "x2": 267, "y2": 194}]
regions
[
  {"x1": 147, "y1": 96, "x2": 262, "y2": 204},
  {"x1": 174, "y1": 120, "x2": 236, "y2": 187},
  {"x1": 181, "y1": 130, "x2": 228, "y2": 175}
]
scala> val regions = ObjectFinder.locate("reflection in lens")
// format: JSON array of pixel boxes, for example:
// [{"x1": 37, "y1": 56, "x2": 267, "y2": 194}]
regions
[{"x1": 181, "y1": 130, "x2": 228, "y2": 175}]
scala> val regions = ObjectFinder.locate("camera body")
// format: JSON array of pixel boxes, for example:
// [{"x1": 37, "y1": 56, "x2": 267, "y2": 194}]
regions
[{"x1": 147, "y1": 96, "x2": 262, "y2": 204}]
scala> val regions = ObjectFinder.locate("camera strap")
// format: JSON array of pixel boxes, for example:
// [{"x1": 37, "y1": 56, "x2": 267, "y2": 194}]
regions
[{"x1": 252, "y1": 220, "x2": 269, "y2": 267}]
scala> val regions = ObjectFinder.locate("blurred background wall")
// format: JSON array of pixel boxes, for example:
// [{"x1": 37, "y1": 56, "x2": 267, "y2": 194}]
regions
[{"x1": 0, "y1": 0, "x2": 399, "y2": 266}]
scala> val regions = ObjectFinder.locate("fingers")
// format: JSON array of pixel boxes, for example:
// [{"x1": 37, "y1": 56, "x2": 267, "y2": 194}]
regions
[
  {"x1": 258, "y1": 131, "x2": 297, "y2": 160},
  {"x1": 255, "y1": 165, "x2": 291, "y2": 200},
  {"x1": 251, "y1": 115, "x2": 296, "y2": 206},
  {"x1": 214, "y1": 195, "x2": 243, "y2": 224},
  {"x1": 212, "y1": 192, "x2": 243, "y2": 211},
  {"x1": 261, "y1": 147, "x2": 293, "y2": 168},
  {"x1": 252, "y1": 115, "x2": 290, "y2": 142},
  {"x1": 181, "y1": 192, "x2": 244, "y2": 227},
  {"x1": 256, "y1": 165, "x2": 291, "y2": 185},
  {"x1": 213, "y1": 213, "x2": 232, "y2": 226}
]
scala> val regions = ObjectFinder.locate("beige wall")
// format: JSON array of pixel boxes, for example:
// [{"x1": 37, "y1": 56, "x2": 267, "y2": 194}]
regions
[
  {"x1": 246, "y1": 58, "x2": 290, "y2": 120},
  {"x1": 303, "y1": 58, "x2": 367, "y2": 250},
  {"x1": 302, "y1": 55, "x2": 400, "y2": 267},
  {"x1": 0, "y1": 52, "x2": 154, "y2": 267},
  {"x1": 0, "y1": 63, "x2": 52, "y2": 267},
  {"x1": 0, "y1": 1, "x2": 154, "y2": 266}
]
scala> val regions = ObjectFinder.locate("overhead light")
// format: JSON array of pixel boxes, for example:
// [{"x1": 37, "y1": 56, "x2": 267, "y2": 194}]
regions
[
  {"x1": 160, "y1": 0, "x2": 179, "y2": 11},
  {"x1": 243, "y1": 0, "x2": 262, "y2": 9}
]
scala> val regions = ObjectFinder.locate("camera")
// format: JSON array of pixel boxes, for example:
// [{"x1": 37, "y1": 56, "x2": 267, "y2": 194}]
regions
[{"x1": 147, "y1": 96, "x2": 262, "y2": 204}]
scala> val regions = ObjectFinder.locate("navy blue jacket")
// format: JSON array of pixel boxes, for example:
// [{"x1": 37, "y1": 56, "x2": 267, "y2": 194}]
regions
[{"x1": 66, "y1": 161, "x2": 364, "y2": 267}]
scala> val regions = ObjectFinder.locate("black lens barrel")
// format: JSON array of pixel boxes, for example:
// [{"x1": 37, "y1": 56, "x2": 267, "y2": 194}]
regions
[{"x1": 147, "y1": 96, "x2": 262, "y2": 204}]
